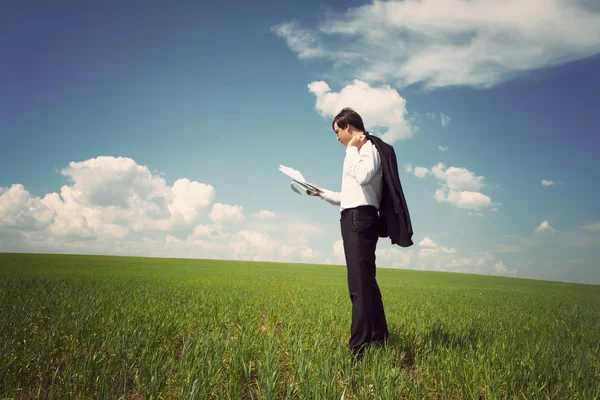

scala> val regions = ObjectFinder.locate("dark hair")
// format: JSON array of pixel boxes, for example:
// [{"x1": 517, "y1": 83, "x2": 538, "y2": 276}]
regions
[{"x1": 332, "y1": 107, "x2": 366, "y2": 133}]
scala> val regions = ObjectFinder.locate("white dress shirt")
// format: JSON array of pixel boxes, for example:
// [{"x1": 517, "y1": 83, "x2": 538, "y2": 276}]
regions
[{"x1": 320, "y1": 139, "x2": 383, "y2": 212}]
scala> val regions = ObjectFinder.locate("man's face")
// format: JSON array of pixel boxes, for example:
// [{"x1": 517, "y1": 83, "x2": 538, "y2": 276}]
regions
[{"x1": 333, "y1": 122, "x2": 352, "y2": 147}]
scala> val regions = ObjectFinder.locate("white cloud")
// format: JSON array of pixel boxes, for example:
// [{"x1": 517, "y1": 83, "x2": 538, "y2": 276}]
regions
[
  {"x1": 247, "y1": 215, "x2": 324, "y2": 249},
  {"x1": 190, "y1": 223, "x2": 219, "y2": 238},
  {"x1": 0, "y1": 184, "x2": 55, "y2": 231},
  {"x1": 438, "y1": 145, "x2": 449, "y2": 152},
  {"x1": 170, "y1": 178, "x2": 215, "y2": 223},
  {"x1": 582, "y1": 222, "x2": 600, "y2": 232},
  {"x1": 253, "y1": 210, "x2": 276, "y2": 220},
  {"x1": 419, "y1": 237, "x2": 438, "y2": 247},
  {"x1": 430, "y1": 162, "x2": 485, "y2": 191},
  {"x1": 414, "y1": 167, "x2": 430, "y2": 178},
  {"x1": 51, "y1": 156, "x2": 217, "y2": 234},
  {"x1": 271, "y1": 21, "x2": 325, "y2": 59},
  {"x1": 426, "y1": 112, "x2": 437, "y2": 120},
  {"x1": 275, "y1": 0, "x2": 600, "y2": 89},
  {"x1": 307, "y1": 79, "x2": 414, "y2": 143},
  {"x1": 493, "y1": 261, "x2": 509, "y2": 274},
  {"x1": 324, "y1": 239, "x2": 346, "y2": 265},
  {"x1": 408, "y1": 112, "x2": 422, "y2": 123},
  {"x1": 535, "y1": 220, "x2": 556, "y2": 234},
  {"x1": 376, "y1": 247, "x2": 413, "y2": 268},
  {"x1": 333, "y1": 239, "x2": 344, "y2": 256},
  {"x1": 404, "y1": 164, "x2": 413, "y2": 174},
  {"x1": 324, "y1": 233, "x2": 527, "y2": 280},
  {"x1": 322, "y1": 235, "x2": 517, "y2": 278},
  {"x1": 440, "y1": 113, "x2": 451, "y2": 127},
  {"x1": 209, "y1": 203, "x2": 244, "y2": 225},
  {"x1": 541, "y1": 180, "x2": 555, "y2": 186},
  {"x1": 0, "y1": 157, "x2": 329, "y2": 266},
  {"x1": 428, "y1": 162, "x2": 494, "y2": 210},
  {"x1": 435, "y1": 189, "x2": 492, "y2": 210},
  {"x1": 468, "y1": 212, "x2": 484, "y2": 217},
  {"x1": 419, "y1": 245, "x2": 457, "y2": 256},
  {"x1": 418, "y1": 243, "x2": 517, "y2": 277}
]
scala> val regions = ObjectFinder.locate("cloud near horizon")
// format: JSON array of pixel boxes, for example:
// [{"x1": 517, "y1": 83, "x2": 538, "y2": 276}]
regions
[
  {"x1": 272, "y1": 0, "x2": 600, "y2": 89},
  {"x1": 0, "y1": 156, "x2": 324, "y2": 264},
  {"x1": 2, "y1": 157, "x2": 597, "y2": 282}
]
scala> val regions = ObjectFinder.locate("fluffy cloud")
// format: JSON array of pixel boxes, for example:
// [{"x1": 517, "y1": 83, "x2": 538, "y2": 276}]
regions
[
  {"x1": 209, "y1": 203, "x2": 244, "y2": 225},
  {"x1": 413, "y1": 167, "x2": 430, "y2": 178},
  {"x1": 377, "y1": 247, "x2": 413, "y2": 268},
  {"x1": 307, "y1": 80, "x2": 414, "y2": 143},
  {"x1": 0, "y1": 184, "x2": 55, "y2": 232},
  {"x1": 419, "y1": 237, "x2": 438, "y2": 247},
  {"x1": 254, "y1": 210, "x2": 276, "y2": 219},
  {"x1": 418, "y1": 236, "x2": 457, "y2": 257},
  {"x1": 440, "y1": 113, "x2": 451, "y2": 127},
  {"x1": 430, "y1": 162, "x2": 485, "y2": 191},
  {"x1": 535, "y1": 220, "x2": 556, "y2": 234},
  {"x1": 435, "y1": 189, "x2": 492, "y2": 210},
  {"x1": 171, "y1": 178, "x2": 216, "y2": 223},
  {"x1": 271, "y1": 21, "x2": 325, "y2": 59},
  {"x1": 417, "y1": 236, "x2": 518, "y2": 277},
  {"x1": 406, "y1": 162, "x2": 494, "y2": 210},
  {"x1": 430, "y1": 162, "x2": 493, "y2": 210},
  {"x1": 321, "y1": 234, "x2": 517, "y2": 278},
  {"x1": 324, "y1": 239, "x2": 345, "y2": 265},
  {"x1": 438, "y1": 145, "x2": 449, "y2": 152},
  {"x1": 541, "y1": 180, "x2": 555, "y2": 186},
  {"x1": 274, "y1": 0, "x2": 600, "y2": 89},
  {"x1": 421, "y1": 246, "x2": 516, "y2": 277},
  {"x1": 0, "y1": 157, "x2": 325, "y2": 265},
  {"x1": 419, "y1": 244, "x2": 457, "y2": 257},
  {"x1": 47, "y1": 156, "x2": 218, "y2": 235}
]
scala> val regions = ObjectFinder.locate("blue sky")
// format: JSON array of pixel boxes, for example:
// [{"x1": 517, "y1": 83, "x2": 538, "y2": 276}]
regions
[{"x1": 1, "y1": 1, "x2": 599, "y2": 284}]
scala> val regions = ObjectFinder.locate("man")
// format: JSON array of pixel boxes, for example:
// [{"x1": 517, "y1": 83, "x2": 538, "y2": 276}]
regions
[{"x1": 308, "y1": 107, "x2": 389, "y2": 356}]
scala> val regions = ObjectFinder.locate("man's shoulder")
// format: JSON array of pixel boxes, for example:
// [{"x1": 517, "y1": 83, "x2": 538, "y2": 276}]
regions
[{"x1": 367, "y1": 134, "x2": 391, "y2": 153}]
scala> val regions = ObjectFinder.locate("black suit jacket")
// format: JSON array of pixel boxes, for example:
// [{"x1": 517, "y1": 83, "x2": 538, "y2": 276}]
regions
[{"x1": 366, "y1": 132, "x2": 414, "y2": 247}]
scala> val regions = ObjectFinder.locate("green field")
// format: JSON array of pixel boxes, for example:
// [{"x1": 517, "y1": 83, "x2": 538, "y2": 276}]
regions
[{"x1": 1, "y1": 252, "x2": 598, "y2": 399}]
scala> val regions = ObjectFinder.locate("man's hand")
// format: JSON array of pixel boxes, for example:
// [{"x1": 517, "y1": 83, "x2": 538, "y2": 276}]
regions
[
  {"x1": 306, "y1": 183, "x2": 322, "y2": 197},
  {"x1": 348, "y1": 133, "x2": 367, "y2": 149}
]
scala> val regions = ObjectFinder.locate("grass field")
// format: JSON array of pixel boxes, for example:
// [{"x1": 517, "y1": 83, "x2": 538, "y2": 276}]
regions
[{"x1": 0, "y1": 252, "x2": 599, "y2": 399}]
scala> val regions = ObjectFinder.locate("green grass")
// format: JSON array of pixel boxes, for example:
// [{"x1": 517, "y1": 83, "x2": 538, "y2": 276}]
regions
[{"x1": 1, "y1": 252, "x2": 599, "y2": 399}]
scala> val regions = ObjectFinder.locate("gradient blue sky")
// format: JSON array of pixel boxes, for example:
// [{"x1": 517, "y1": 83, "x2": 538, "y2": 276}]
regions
[{"x1": 1, "y1": 1, "x2": 599, "y2": 284}]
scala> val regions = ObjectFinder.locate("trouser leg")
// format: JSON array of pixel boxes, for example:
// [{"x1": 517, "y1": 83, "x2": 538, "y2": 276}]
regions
[
  {"x1": 341, "y1": 206, "x2": 387, "y2": 350},
  {"x1": 371, "y1": 276, "x2": 389, "y2": 343}
]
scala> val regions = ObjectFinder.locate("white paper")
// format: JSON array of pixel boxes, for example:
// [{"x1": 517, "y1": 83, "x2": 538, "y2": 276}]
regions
[
  {"x1": 279, "y1": 165, "x2": 307, "y2": 184},
  {"x1": 279, "y1": 165, "x2": 323, "y2": 195}
]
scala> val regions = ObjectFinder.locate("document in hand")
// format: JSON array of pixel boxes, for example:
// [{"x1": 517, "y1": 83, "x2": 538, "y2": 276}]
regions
[{"x1": 279, "y1": 165, "x2": 323, "y2": 196}]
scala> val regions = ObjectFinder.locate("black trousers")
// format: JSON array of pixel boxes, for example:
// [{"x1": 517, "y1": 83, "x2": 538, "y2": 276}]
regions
[{"x1": 340, "y1": 205, "x2": 389, "y2": 350}]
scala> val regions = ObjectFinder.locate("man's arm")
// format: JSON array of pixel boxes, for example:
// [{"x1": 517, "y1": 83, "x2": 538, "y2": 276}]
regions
[
  {"x1": 307, "y1": 184, "x2": 341, "y2": 206},
  {"x1": 319, "y1": 189, "x2": 341, "y2": 206},
  {"x1": 345, "y1": 141, "x2": 381, "y2": 185}
]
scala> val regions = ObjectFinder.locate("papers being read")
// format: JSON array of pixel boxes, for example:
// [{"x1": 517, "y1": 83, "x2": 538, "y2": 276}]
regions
[{"x1": 279, "y1": 165, "x2": 323, "y2": 196}]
